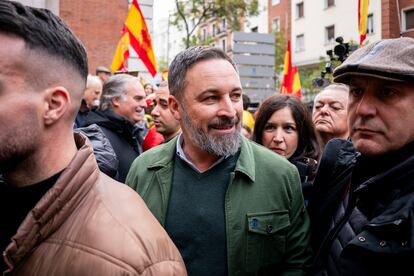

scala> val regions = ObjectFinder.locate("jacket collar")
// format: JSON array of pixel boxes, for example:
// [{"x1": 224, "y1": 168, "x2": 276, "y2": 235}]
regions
[
  {"x1": 3, "y1": 133, "x2": 99, "y2": 271},
  {"x1": 146, "y1": 134, "x2": 255, "y2": 182},
  {"x1": 354, "y1": 151, "x2": 414, "y2": 224},
  {"x1": 234, "y1": 135, "x2": 255, "y2": 182}
]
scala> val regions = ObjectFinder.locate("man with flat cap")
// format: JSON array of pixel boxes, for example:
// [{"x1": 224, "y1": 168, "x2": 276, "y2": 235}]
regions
[
  {"x1": 96, "y1": 66, "x2": 112, "y2": 82},
  {"x1": 309, "y1": 37, "x2": 414, "y2": 275}
]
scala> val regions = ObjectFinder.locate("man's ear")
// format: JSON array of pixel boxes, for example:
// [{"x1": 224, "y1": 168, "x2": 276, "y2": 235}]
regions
[
  {"x1": 112, "y1": 96, "x2": 121, "y2": 108},
  {"x1": 169, "y1": 95, "x2": 181, "y2": 121},
  {"x1": 43, "y1": 86, "x2": 71, "y2": 125}
]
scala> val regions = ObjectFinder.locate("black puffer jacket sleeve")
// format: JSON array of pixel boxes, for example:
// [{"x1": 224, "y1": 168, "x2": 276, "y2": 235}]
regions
[{"x1": 75, "y1": 124, "x2": 119, "y2": 178}]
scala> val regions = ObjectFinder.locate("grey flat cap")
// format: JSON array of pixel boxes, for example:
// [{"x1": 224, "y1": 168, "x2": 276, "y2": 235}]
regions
[{"x1": 334, "y1": 37, "x2": 414, "y2": 84}]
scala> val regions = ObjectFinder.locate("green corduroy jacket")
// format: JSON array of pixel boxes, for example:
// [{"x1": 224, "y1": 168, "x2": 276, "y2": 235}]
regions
[{"x1": 126, "y1": 135, "x2": 312, "y2": 276}]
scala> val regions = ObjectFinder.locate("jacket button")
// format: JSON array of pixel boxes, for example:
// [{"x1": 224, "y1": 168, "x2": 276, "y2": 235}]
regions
[
  {"x1": 266, "y1": 224, "x2": 273, "y2": 233},
  {"x1": 358, "y1": 236, "x2": 366, "y2": 242},
  {"x1": 251, "y1": 218, "x2": 259, "y2": 229},
  {"x1": 379, "y1": 241, "x2": 387, "y2": 247}
]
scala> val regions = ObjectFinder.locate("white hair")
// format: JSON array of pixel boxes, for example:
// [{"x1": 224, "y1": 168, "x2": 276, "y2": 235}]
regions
[{"x1": 86, "y1": 74, "x2": 103, "y2": 89}]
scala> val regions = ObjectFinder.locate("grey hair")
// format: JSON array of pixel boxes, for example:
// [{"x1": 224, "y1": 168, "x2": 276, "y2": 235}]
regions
[
  {"x1": 101, "y1": 74, "x2": 137, "y2": 110},
  {"x1": 86, "y1": 74, "x2": 102, "y2": 88},
  {"x1": 322, "y1": 83, "x2": 349, "y2": 93},
  {"x1": 314, "y1": 83, "x2": 349, "y2": 106},
  {"x1": 168, "y1": 46, "x2": 238, "y2": 101}
]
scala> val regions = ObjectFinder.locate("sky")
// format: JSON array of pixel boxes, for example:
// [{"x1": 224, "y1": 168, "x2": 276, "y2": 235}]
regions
[
  {"x1": 153, "y1": 0, "x2": 175, "y2": 26},
  {"x1": 152, "y1": 0, "x2": 184, "y2": 64}
]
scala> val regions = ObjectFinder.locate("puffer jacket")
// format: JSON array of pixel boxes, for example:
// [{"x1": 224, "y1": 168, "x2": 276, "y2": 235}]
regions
[
  {"x1": 310, "y1": 139, "x2": 414, "y2": 276},
  {"x1": 76, "y1": 123, "x2": 119, "y2": 178},
  {"x1": 2, "y1": 133, "x2": 187, "y2": 276},
  {"x1": 81, "y1": 110, "x2": 142, "y2": 183}
]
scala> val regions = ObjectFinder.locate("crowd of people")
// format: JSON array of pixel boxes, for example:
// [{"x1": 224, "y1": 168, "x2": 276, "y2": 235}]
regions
[{"x1": 1, "y1": 1, "x2": 414, "y2": 275}]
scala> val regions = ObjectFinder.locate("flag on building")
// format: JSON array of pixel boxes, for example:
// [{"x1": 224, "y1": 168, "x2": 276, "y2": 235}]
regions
[
  {"x1": 111, "y1": 27, "x2": 130, "y2": 72},
  {"x1": 280, "y1": 40, "x2": 301, "y2": 98},
  {"x1": 111, "y1": 0, "x2": 158, "y2": 76},
  {"x1": 358, "y1": 0, "x2": 370, "y2": 45}
]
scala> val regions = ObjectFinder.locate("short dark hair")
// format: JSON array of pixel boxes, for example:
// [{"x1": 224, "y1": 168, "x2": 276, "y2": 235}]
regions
[
  {"x1": 0, "y1": 1, "x2": 88, "y2": 80},
  {"x1": 253, "y1": 95, "x2": 320, "y2": 161},
  {"x1": 168, "y1": 46, "x2": 237, "y2": 101}
]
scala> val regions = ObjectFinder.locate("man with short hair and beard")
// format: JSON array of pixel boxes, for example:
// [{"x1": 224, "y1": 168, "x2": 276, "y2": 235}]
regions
[{"x1": 127, "y1": 46, "x2": 312, "y2": 275}]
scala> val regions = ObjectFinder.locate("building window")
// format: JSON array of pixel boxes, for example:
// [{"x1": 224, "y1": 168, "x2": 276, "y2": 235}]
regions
[
  {"x1": 222, "y1": 39, "x2": 226, "y2": 52},
  {"x1": 326, "y1": 0, "x2": 335, "y2": 8},
  {"x1": 403, "y1": 8, "x2": 414, "y2": 31},
  {"x1": 221, "y1": 18, "x2": 226, "y2": 32},
  {"x1": 202, "y1": 28, "x2": 207, "y2": 41},
  {"x1": 367, "y1": 13, "x2": 374, "y2": 34},
  {"x1": 296, "y1": 2, "x2": 304, "y2": 19},
  {"x1": 272, "y1": 0, "x2": 280, "y2": 5},
  {"x1": 212, "y1": 24, "x2": 216, "y2": 36},
  {"x1": 325, "y1": 25, "x2": 335, "y2": 43},
  {"x1": 272, "y1": 17, "x2": 280, "y2": 32},
  {"x1": 296, "y1": 34, "x2": 305, "y2": 52}
]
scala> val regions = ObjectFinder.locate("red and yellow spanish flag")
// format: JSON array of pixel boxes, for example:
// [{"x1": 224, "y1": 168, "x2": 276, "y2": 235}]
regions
[
  {"x1": 358, "y1": 0, "x2": 370, "y2": 45},
  {"x1": 111, "y1": 27, "x2": 130, "y2": 72},
  {"x1": 280, "y1": 40, "x2": 301, "y2": 98},
  {"x1": 292, "y1": 67, "x2": 301, "y2": 98},
  {"x1": 280, "y1": 40, "x2": 292, "y2": 94},
  {"x1": 125, "y1": 0, "x2": 158, "y2": 76},
  {"x1": 111, "y1": 0, "x2": 158, "y2": 76}
]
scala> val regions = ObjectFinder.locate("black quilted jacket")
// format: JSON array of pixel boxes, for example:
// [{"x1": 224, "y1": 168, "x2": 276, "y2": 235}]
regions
[{"x1": 309, "y1": 139, "x2": 414, "y2": 276}]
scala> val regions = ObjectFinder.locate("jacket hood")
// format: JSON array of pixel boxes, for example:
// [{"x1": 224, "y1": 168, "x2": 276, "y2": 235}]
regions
[{"x1": 83, "y1": 110, "x2": 135, "y2": 134}]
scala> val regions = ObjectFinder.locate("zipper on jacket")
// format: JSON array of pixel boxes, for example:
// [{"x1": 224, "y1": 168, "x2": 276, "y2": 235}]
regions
[{"x1": 312, "y1": 179, "x2": 358, "y2": 272}]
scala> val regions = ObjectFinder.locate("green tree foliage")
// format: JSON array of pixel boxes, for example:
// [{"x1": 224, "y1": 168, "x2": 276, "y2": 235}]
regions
[
  {"x1": 273, "y1": 30, "x2": 286, "y2": 89},
  {"x1": 183, "y1": 33, "x2": 215, "y2": 48},
  {"x1": 157, "y1": 57, "x2": 169, "y2": 72},
  {"x1": 299, "y1": 57, "x2": 342, "y2": 101},
  {"x1": 172, "y1": 0, "x2": 259, "y2": 48},
  {"x1": 274, "y1": 31, "x2": 286, "y2": 72}
]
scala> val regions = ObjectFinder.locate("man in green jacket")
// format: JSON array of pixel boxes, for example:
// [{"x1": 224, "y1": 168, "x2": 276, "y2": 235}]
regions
[{"x1": 127, "y1": 46, "x2": 311, "y2": 276}]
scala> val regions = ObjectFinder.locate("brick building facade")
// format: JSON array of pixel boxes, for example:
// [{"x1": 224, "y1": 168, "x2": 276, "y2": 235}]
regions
[
  {"x1": 382, "y1": 0, "x2": 414, "y2": 38},
  {"x1": 268, "y1": 0, "x2": 291, "y2": 39},
  {"x1": 17, "y1": 0, "x2": 155, "y2": 76},
  {"x1": 60, "y1": 0, "x2": 128, "y2": 74}
]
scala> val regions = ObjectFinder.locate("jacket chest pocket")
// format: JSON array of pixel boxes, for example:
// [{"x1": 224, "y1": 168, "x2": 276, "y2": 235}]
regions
[{"x1": 245, "y1": 210, "x2": 290, "y2": 273}]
